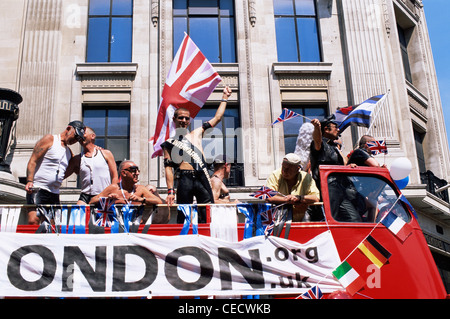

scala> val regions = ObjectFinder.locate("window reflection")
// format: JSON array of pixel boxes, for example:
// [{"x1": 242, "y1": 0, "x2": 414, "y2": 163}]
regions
[
  {"x1": 173, "y1": 0, "x2": 236, "y2": 63},
  {"x1": 87, "y1": 0, "x2": 133, "y2": 62},
  {"x1": 327, "y1": 174, "x2": 411, "y2": 223},
  {"x1": 83, "y1": 107, "x2": 130, "y2": 163},
  {"x1": 273, "y1": 0, "x2": 321, "y2": 62}
]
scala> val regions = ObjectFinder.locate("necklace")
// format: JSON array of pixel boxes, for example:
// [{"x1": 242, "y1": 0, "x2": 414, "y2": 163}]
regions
[{"x1": 119, "y1": 180, "x2": 135, "y2": 204}]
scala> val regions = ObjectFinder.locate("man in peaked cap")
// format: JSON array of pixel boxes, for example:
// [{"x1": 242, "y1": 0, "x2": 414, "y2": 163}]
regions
[
  {"x1": 25, "y1": 120, "x2": 86, "y2": 224},
  {"x1": 310, "y1": 114, "x2": 346, "y2": 189},
  {"x1": 266, "y1": 153, "x2": 320, "y2": 222},
  {"x1": 309, "y1": 115, "x2": 365, "y2": 222}
]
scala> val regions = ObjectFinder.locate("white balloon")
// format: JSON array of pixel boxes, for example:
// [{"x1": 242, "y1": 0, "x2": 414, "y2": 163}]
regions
[{"x1": 390, "y1": 157, "x2": 412, "y2": 180}]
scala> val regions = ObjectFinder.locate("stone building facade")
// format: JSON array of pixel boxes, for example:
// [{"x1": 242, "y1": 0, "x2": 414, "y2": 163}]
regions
[{"x1": 0, "y1": 0, "x2": 449, "y2": 290}]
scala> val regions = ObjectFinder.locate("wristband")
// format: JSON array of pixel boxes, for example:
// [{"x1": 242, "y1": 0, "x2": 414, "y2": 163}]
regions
[{"x1": 221, "y1": 99, "x2": 228, "y2": 102}]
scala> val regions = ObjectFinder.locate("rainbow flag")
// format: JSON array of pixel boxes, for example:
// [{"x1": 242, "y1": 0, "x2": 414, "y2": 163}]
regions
[{"x1": 358, "y1": 235, "x2": 391, "y2": 268}]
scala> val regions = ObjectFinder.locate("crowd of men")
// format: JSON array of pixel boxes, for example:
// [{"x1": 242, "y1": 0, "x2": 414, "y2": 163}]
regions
[{"x1": 24, "y1": 86, "x2": 384, "y2": 225}]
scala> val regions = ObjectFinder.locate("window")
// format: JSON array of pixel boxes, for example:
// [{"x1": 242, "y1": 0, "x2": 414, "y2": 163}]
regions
[
  {"x1": 173, "y1": 0, "x2": 236, "y2": 63},
  {"x1": 327, "y1": 174, "x2": 411, "y2": 223},
  {"x1": 397, "y1": 24, "x2": 412, "y2": 83},
  {"x1": 413, "y1": 128, "x2": 426, "y2": 173},
  {"x1": 82, "y1": 107, "x2": 130, "y2": 165},
  {"x1": 282, "y1": 105, "x2": 327, "y2": 154},
  {"x1": 274, "y1": 0, "x2": 321, "y2": 62},
  {"x1": 86, "y1": 0, "x2": 133, "y2": 62},
  {"x1": 191, "y1": 106, "x2": 243, "y2": 186}
]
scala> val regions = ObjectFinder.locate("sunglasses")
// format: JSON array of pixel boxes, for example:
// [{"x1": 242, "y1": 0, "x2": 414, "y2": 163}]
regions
[
  {"x1": 124, "y1": 166, "x2": 140, "y2": 173},
  {"x1": 176, "y1": 116, "x2": 190, "y2": 121}
]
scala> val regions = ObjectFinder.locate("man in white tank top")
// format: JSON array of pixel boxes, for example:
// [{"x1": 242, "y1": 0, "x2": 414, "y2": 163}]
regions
[
  {"x1": 25, "y1": 120, "x2": 86, "y2": 224},
  {"x1": 65, "y1": 127, "x2": 119, "y2": 205}
]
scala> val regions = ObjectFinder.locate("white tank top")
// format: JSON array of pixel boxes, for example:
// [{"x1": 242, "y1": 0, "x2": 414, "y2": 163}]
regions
[
  {"x1": 79, "y1": 149, "x2": 111, "y2": 195},
  {"x1": 34, "y1": 134, "x2": 72, "y2": 194}
]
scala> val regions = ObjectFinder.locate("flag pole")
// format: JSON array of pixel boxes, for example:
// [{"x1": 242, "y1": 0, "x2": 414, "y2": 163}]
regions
[{"x1": 365, "y1": 89, "x2": 390, "y2": 137}]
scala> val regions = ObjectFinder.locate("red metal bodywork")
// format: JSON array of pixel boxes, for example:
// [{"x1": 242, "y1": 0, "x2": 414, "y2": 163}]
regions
[{"x1": 14, "y1": 165, "x2": 447, "y2": 299}]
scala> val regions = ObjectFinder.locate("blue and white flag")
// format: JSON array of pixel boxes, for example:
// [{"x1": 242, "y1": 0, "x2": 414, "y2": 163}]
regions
[
  {"x1": 337, "y1": 94, "x2": 385, "y2": 133},
  {"x1": 120, "y1": 204, "x2": 144, "y2": 233},
  {"x1": 178, "y1": 204, "x2": 198, "y2": 235},
  {"x1": 60, "y1": 206, "x2": 86, "y2": 234},
  {"x1": 237, "y1": 203, "x2": 272, "y2": 239}
]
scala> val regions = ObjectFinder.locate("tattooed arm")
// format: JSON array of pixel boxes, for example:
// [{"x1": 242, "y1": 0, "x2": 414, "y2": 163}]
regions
[{"x1": 25, "y1": 134, "x2": 54, "y2": 194}]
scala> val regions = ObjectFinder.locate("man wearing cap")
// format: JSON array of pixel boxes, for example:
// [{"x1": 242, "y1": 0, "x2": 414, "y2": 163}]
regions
[
  {"x1": 310, "y1": 115, "x2": 347, "y2": 190},
  {"x1": 266, "y1": 153, "x2": 320, "y2": 222},
  {"x1": 25, "y1": 120, "x2": 86, "y2": 224},
  {"x1": 310, "y1": 115, "x2": 364, "y2": 222}
]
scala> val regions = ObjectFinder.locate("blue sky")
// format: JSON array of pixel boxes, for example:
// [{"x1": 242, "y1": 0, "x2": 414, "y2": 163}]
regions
[{"x1": 422, "y1": 0, "x2": 450, "y2": 151}]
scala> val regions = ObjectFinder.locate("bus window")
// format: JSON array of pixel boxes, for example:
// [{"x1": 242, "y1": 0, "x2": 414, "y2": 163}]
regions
[{"x1": 327, "y1": 174, "x2": 411, "y2": 223}]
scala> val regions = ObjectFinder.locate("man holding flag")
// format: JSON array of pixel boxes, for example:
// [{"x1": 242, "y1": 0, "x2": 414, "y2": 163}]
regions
[
  {"x1": 150, "y1": 33, "x2": 232, "y2": 223},
  {"x1": 161, "y1": 87, "x2": 232, "y2": 223}
]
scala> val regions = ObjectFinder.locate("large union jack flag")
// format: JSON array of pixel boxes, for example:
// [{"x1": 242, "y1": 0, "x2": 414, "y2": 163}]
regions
[
  {"x1": 366, "y1": 139, "x2": 387, "y2": 155},
  {"x1": 271, "y1": 108, "x2": 300, "y2": 125},
  {"x1": 151, "y1": 33, "x2": 222, "y2": 157}
]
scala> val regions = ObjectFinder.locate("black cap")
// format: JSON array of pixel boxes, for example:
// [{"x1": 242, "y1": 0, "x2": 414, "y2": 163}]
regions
[
  {"x1": 320, "y1": 114, "x2": 338, "y2": 132},
  {"x1": 68, "y1": 120, "x2": 86, "y2": 141}
]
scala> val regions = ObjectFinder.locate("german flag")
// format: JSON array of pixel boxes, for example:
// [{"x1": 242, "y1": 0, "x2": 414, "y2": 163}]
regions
[{"x1": 358, "y1": 235, "x2": 391, "y2": 268}]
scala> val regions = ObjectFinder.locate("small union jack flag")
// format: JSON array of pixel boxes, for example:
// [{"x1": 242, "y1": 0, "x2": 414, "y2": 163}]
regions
[
  {"x1": 271, "y1": 108, "x2": 300, "y2": 125},
  {"x1": 261, "y1": 207, "x2": 276, "y2": 236},
  {"x1": 366, "y1": 139, "x2": 387, "y2": 155},
  {"x1": 95, "y1": 197, "x2": 116, "y2": 227},
  {"x1": 250, "y1": 186, "x2": 279, "y2": 200},
  {"x1": 261, "y1": 206, "x2": 284, "y2": 237},
  {"x1": 301, "y1": 285, "x2": 323, "y2": 299}
]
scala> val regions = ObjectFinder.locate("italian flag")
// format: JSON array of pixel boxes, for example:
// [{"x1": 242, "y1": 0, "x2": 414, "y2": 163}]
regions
[{"x1": 332, "y1": 261, "x2": 365, "y2": 296}]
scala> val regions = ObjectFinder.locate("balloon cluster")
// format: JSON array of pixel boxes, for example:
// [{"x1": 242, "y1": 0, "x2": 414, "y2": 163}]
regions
[{"x1": 389, "y1": 157, "x2": 412, "y2": 189}]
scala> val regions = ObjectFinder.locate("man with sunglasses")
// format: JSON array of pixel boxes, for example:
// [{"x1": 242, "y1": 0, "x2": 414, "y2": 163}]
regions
[
  {"x1": 25, "y1": 120, "x2": 86, "y2": 224},
  {"x1": 161, "y1": 86, "x2": 232, "y2": 223},
  {"x1": 89, "y1": 160, "x2": 163, "y2": 207}
]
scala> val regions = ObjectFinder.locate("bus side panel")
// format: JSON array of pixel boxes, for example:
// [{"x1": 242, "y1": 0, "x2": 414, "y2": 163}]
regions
[{"x1": 330, "y1": 224, "x2": 447, "y2": 299}]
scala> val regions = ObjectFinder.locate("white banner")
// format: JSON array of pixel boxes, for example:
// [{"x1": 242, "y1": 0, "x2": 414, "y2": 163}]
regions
[{"x1": 0, "y1": 231, "x2": 342, "y2": 297}]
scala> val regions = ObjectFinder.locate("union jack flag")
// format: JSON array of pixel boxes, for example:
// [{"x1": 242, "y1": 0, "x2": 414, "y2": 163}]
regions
[
  {"x1": 95, "y1": 197, "x2": 116, "y2": 227},
  {"x1": 151, "y1": 33, "x2": 222, "y2": 157},
  {"x1": 261, "y1": 207, "x2": 276, "y2": 236},
  {"x1": 301, "y1": 285, "x2": 323, "y2": 299},
  {"x1": 261, "y1": 206, "x2": 284, "y2": 237},
  {"x1": 250, "y1": 186, "x2": 279, "y2": 200},
  {"x1": 366, "y1": 139, "x2": 387, "y2": 155},
  {"x1": 271, "y1": 108, "x2": 300, "y2": 125}
]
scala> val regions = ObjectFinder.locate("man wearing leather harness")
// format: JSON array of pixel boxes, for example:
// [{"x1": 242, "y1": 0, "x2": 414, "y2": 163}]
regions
[{"x1": 162, "y1": 86, "x2": 232, "y2": 223}]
